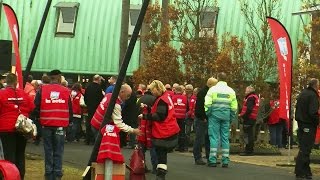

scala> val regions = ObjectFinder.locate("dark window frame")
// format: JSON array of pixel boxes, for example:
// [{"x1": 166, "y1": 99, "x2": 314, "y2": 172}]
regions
[{"x1": 54, "y1": 2, "x2": 80, "y2": 38}]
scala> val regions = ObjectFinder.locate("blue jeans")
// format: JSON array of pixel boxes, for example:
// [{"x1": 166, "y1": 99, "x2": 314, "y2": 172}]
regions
[
  {"x1": 269, "y1": 123, "x2": 284, "y2": 148},
  {"x1": 42, "y1": 127, "x2": 65, "y2": 179},
  {"x1": 193, "y1": 118, "x2": 210, "y2": 161},
  {"x1": 67, "y1": 117, "x2": 82, "y2": 142},
  {"x1": 140, "y1": 143, "x2": 158, "y2": 171}
]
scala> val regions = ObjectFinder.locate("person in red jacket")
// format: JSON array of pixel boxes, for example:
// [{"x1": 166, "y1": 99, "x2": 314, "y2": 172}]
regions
[
  {"x1": 172, "y1": 85, "x2": 188, "y2": 152},
  {"x1": 67, "y1": 83, "x2": 85, "y2": 142},
  {"x1": 0, "y1": 73, "x2": 35, "y2": 179},
  {"x1": 139, "y1": 80, "x2": 180, "y2": 180},
  {"x1": 33, "y1": 70, "x2": 72, "y2": 180},
  {"x1": 95, "y1": 84, "x2": 141, "y2": 163},
  {"x1": 267, "y1": 96, "x2": 284, "y2": 148}
]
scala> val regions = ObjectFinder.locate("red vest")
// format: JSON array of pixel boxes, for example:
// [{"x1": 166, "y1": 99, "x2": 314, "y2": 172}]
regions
[
  {"x1": 0, "y1": 87, "x2": 34, "y2": 132},
  {"x1": 187, "y1": 95, "x2": 196, "y2": 119},
  {"x1": 172, "y1": 93, "x2": 187, "y2": 119},
  {"x1": 268, "y1": 100, "x2": 280, "y2": 125},
  {"x1": 167, "y1": 90, "x2": 174, "y2": 97},
  {"x1": 137, "y1": 107, "x2": 152, "y2": 148},
  {"x1": 40, "y1": 84, "x2": 70, "y2": 127},
  {"x1": 152, "y1": 92, "x2": 180, "y2": 139},
  {"x1": 91, "y1": 93, "x2": 122, "y2": 130},
  {"x1": 72, "y1": 91, "x2": 82, "y2": 117},
  {"x1": 240, "y1": 94, "x2": 259, "y2": 120},
  {"x1": 97, "y1": 124, "x2": 124, "y2": 163}
]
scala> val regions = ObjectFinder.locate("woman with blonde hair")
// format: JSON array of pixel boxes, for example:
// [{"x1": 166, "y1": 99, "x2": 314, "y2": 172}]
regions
[{"x1": 139, "y1": 80, "x2": 180, "y2": 180}]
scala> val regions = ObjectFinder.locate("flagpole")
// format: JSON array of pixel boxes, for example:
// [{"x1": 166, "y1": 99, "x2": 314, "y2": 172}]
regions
[
  {"x1": 23, "y1": 0, "x2": 52, "y2": 87},
  {"x1": 82, "y1": 0, "x2": 150, "y2": 179}
]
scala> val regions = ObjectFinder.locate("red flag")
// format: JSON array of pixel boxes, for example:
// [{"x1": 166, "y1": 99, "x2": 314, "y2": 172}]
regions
[
  {"x1": 267, "y1": 17, "x2": 292, "y2": 122},
  {"x1": 3, "y1": 4, "x2": 23, "y2": 89}
]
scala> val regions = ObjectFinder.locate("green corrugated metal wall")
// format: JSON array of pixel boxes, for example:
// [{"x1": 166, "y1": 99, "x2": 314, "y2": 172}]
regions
[
  {"x1": 0, "y1": 0, "x2": 311, "y2": 75},
  {"x1": 0, "y1": 0, "x2": 142, "y2": 75},
  {"x1": 215, "y1": 0, "x2": 309, "y2": 63}
]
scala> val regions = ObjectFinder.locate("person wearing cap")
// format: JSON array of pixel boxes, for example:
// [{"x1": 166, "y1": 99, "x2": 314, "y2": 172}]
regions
[
  {"x1": 84, "y1": 74, "x2": 104, "y2": 145},
  {"x1": 205, "y1": 72, "x2": 238, "y2": 168},
  {"x1": 193, "y1": 77, "x2": 217, "y2": 165},
  {"x1": 0, "y1": 73, "x2": 35, "y2": 179},
  {"x1": 33, "y1": 69, "x2": 72, "y2": 180}
]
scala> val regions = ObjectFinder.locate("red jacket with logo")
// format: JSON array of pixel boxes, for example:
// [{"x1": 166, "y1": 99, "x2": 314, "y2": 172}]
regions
[
  {"x1": 152, "y1": 92, "x2": 180, "y2": 139},
  {"x1": 172, "y1": 93, "x2": 187, "y2": 119},
  {"x1": 97, "y1": 124, "x2": 124, "y2": 163},
  {"x1": 40, "y1": 84, "x2": 70, "y2": 127},
  {"x1": 268, "y1": 100, "x2": 281, "y2": 125},
  {"x1": 91, "y1": 93, "x2": 122, "y2": 130},
  {"x1": 72, "y1": 91, "x2": 82, "y2": 118},
  {"x1": 0, "y1": 87, "x2": 35, "y2": 132},
  {"x1": 240, "y1": 94, "x2": 259, "y2": 120}
]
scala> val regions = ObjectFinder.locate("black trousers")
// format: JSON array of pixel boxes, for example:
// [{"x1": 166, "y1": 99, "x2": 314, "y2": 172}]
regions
[
  {"x1": 177, "y1": 119, "x2": 186, "y2": 150},
  {"x1": 0, "y1": 132, "x2": 27, "y2": 179},
  {"x1": 243, "y1": 124, "x2": 255, "y2": 153},
  {"x1": 85, "y1": 112, "x2": 94, "y2": 144},
  {"x1": 155, "y1": 146, "x2": 168, "y2": 165},
  {"x1": 295, "y1": 124, "x2": 316, "y2": 177}
]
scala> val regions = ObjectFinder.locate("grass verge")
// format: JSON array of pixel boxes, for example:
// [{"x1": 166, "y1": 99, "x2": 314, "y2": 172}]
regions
[{"x1": 25, "y1": 154, "x2": 83, "y2": 180}]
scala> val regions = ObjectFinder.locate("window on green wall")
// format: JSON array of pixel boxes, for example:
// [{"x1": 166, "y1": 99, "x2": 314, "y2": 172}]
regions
[
  {"x1": 54, "y1": 2, "x2": 80, "y2": 37},
  {"x1": 129, "y1": 5, "x2": 141, "y2": 37},
  {"x1": 199, "y1": 7, "x2": 219, "y2": 37}
]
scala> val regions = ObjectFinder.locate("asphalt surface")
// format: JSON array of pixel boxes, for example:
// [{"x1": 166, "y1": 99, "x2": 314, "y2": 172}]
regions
[{"x1": 26, "y1": 142, "x2": 318, "y2": 180}]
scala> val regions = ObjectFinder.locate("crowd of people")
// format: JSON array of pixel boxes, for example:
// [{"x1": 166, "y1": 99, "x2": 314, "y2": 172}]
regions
[{"x1": 0, "y1": 70, "x2": 319, "y2": 180}]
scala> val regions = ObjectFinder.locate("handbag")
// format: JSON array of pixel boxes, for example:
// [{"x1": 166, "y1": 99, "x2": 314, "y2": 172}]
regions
[
  {"x1": 129, "y1": 146, "x2": 145, "y2": 174},
  {"x1": 15, "y1": 114, "x2": 37, "y2": 138},
  {"x1": 13, "y1": 90, "x2": 37, "y2": 138}
]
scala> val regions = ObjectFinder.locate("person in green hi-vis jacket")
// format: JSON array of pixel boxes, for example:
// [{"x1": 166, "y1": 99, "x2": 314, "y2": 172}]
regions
[{"x1": 204, "y1": 72, "x2": 238, "y2": 168}]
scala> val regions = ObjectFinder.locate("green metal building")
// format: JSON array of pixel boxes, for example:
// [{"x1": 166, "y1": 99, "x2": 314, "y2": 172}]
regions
[{"x1": 0, "y1": 0, "x2": 309, "y2": 81}]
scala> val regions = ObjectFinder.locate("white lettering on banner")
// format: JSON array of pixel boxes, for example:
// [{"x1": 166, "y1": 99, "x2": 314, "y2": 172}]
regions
[
  {"x1": 45, "y1": 98, "x2": 66, "y2": 103},
  {"x1": 277, "y1": 37, "x2": 288, "y2": 61}
]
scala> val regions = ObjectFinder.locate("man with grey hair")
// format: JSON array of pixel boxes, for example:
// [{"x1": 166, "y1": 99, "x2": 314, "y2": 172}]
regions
[
  {"x1": 239, "y1": 85, "x2": 259, "y2": 156},
  {"x1": 295, "y1": 78, "x2": 319, "y2": 180}
]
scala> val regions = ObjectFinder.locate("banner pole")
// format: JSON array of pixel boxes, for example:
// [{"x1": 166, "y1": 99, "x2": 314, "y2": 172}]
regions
[{"x1": 23, "y1": 0, "x2": 52, "y2": 87}]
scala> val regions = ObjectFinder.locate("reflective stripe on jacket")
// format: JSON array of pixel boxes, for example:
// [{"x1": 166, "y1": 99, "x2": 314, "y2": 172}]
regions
[
  {"x1": 204, "y1": 81, "x2": 238, "y2": 120},
  {"x1": 97, "y1": 124, "x2": 124, "y2": 163},
  {"x1": 40, "y1": 84, "x2": 70, "y2": 127}
]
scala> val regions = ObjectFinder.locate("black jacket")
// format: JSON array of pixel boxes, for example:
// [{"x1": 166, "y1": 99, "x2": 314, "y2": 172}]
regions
[
  {"x1": 122, "y1": 92, "x2": 139, "y2": 128},
  {"x1": 84, "y1": 82, "x2": 104, "y2": 115},
  {"x1": 295, "y1": 87, "x2": 319, "y2": 127},
  {"x1": 195, "y1": 86, "x2": 209, "y2": 120}
]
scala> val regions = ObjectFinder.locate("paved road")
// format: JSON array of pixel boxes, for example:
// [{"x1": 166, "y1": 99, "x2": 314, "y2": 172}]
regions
[{"x1": 26, "y1": 142, "x2": 317, "y2": 180}]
